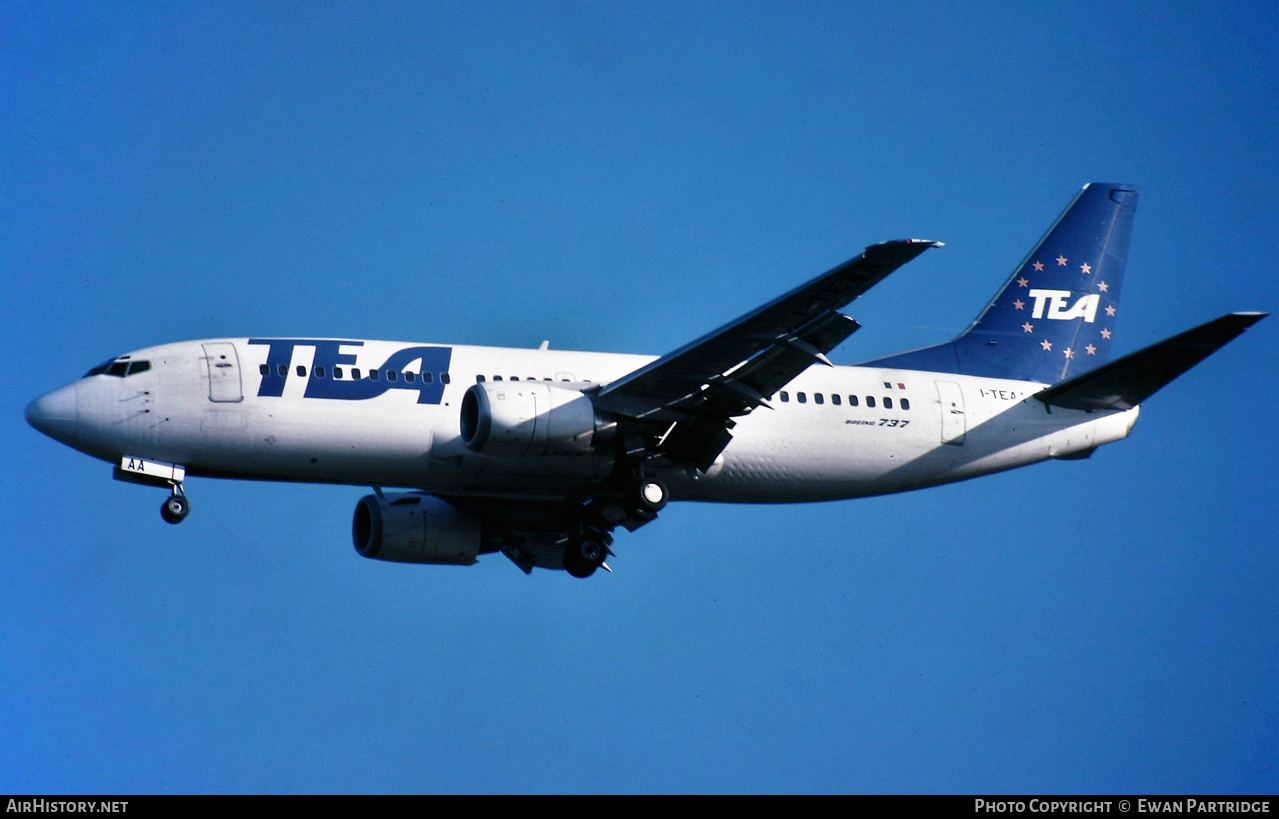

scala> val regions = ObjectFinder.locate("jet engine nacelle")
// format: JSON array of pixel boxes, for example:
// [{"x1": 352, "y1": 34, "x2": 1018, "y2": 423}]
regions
[
  {"x1": 459, "y1": 381, "x2": 605, "y2": 457},
  {"x1": 352, "y1": 493, "x2": 481, "y2": 565}
]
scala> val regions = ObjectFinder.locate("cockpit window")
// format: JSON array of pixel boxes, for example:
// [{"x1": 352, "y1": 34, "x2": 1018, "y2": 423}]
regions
[{"x1": 85, "y1": 357, "x2": 152, "y2": 378}]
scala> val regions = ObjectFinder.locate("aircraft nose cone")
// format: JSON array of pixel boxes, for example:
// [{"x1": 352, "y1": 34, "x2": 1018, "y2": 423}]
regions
[{"x1": 26, "y1": 383, "x2": 79, "y2": 443}]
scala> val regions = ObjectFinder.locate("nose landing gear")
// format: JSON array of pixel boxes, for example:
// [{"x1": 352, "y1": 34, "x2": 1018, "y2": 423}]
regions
[
  {"x1": 113, "y1": 456, "x2": 191, "y2": 525},
  {"x1": 160, "y1": 490, "x2": 190, "y2": 525}
]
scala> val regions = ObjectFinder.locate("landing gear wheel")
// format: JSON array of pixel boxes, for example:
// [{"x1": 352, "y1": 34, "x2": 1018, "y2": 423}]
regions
[
  {"x1": 563, "y1": 536, "x2": 605, "y2": 578},
  {"x1": 626, "y1": 479, "x2": 668, "y2": 518},
  {"x1": 161, "y1": 494, "x2": 190, "y2": 525}
]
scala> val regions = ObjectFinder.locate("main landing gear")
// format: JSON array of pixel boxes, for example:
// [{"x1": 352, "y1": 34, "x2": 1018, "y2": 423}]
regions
[
  {"x1": 560, "y1": 477, "x2": 669, "y2": 578},
  {"x1": 626, "y1": 479, "x2": 668, "y2": 519},
  {"x1": 562, "y1": 534, "x2": 608, "y2": 579},
  {"x1": 160, "y1": 485, "x2": 190, "y2": 525}
]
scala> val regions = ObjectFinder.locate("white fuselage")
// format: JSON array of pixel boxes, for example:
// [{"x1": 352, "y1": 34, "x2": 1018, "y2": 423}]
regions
[{"x1": 54, "y1": 338, "x2": 1140, "y2": 505}]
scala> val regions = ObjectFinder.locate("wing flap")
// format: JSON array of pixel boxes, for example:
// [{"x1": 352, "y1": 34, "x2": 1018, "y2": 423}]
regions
[
  {"x1": 1035, "y1": 312, "x2": 1267, "y2": 411},
  {"x1": 595, "y1": 239, "x2": 940, "y2": 420}
]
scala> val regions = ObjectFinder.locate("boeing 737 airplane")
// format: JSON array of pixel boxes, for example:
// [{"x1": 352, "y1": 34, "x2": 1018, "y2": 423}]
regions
[{"x1": 26, "y1": 183, "x2": 1266, "y2": 577}]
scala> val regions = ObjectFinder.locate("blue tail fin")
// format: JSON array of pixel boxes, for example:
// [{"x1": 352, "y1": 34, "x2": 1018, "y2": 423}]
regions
[{"x1": 862, "y1": 183, "x2": 1138, "y2": 384}]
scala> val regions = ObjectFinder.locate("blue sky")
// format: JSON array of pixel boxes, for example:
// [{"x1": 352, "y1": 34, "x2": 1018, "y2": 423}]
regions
[{"x1": 3, "y1": 1, "x2": 1277, "y2": 794}]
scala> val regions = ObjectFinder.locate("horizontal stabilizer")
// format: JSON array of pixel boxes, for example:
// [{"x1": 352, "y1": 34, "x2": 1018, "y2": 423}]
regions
[{"x1": 1035, "y1": 312, "x2": 1267, "y2": 410}]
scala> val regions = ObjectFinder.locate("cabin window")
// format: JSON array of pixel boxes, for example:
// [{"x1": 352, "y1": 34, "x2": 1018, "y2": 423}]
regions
[
  {"x1": 334, "y1": 366, "x2": 344, "y2": 379},
  {"x1": 277, "y1": 364, "x2": 288, "y2": 377},
  {"x1": 780, "y1": 391, "x2": 790, "y2": 402},
  {"x1": 386, "y1": 370, "x2": 397, "y2": 382},
  {"x1": 493, "y1": 376, "x2": 503, "y2": 381},
  {"x1": 797, "y1": 392, "x2": 807, "y2": 404},
  {"x1": 901, "y1": 398, "x2": 910, "y2": 410},
  {"x1": 883, "y1": 396, "x2": 893, "y2": 409},
  {"x1": 404, "y1": 371, "x2": 416, "y2": 383},
  {"x1": 351, "y1": 368, "x2": 361, "y2": 380},
  {"x1": 314, "y1": 366, "x2": 326, "y2": 379},
  {"x1": 831, "y1": 394, "x2": 841, "y2": 406},
  {"x1": 369, "y1": 369, "x2": 380, "y2": 381},
  {"x1": 814, "y1": 393, "x2": 824, "y2": 405},
  {"x1": 866, "y1": 396, "x2": 876, "y2": 408},
  {"x1": 476, "y1": 375, "x2": 485, "y2": 382},
  {"x1": 259, "y1": 364, "x2": 270, "y2": 376},
  {"x1": 848, "y1": 395, "x2": 859, "y2": 406},
  {"x1": 421, "y1": 372, "x2": 433, "y2": 383},
  {"x1": 441, "y1": 373, "x2": 450, "y2": 384}
]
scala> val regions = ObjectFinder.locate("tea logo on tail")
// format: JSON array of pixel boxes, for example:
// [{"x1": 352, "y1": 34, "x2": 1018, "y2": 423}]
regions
[{"x1": 1027, "y1": 289, "x2": 1101, "y2": 323}]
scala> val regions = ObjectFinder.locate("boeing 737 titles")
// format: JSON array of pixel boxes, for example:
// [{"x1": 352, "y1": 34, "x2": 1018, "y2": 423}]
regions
[{"x1": 26, "y1": 184, "x2": 1266, "y2": 577}]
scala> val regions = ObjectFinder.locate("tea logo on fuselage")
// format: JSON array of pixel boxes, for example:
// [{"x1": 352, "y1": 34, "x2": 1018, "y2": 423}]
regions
[{"x1": 248, "y1": 339, "x2": 452, "y2": 404}]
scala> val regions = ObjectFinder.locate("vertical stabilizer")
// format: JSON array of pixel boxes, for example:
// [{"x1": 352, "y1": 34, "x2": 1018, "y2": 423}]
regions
[{"x1": 862, "y1": 183, "x2": 1138, "y2": 384}]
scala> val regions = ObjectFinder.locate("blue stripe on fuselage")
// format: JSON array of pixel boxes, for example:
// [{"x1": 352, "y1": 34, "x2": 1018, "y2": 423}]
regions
[{"x1": 248, "y1": 339, "x2": 453, "y2": 404}]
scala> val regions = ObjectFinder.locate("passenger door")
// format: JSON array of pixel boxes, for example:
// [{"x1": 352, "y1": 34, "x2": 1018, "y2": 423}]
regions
[
  {"x1": 202, "y1": 343, "x2": 243, "y2": 403},
  {"x1": 935, "y1": 380, "x2": 966, "y2": 445}
]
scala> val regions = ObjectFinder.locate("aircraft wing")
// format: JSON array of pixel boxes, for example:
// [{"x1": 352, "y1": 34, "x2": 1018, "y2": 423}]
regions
[{"x1": 593, "y1": 239, "x2": 941, "y2": 469}]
